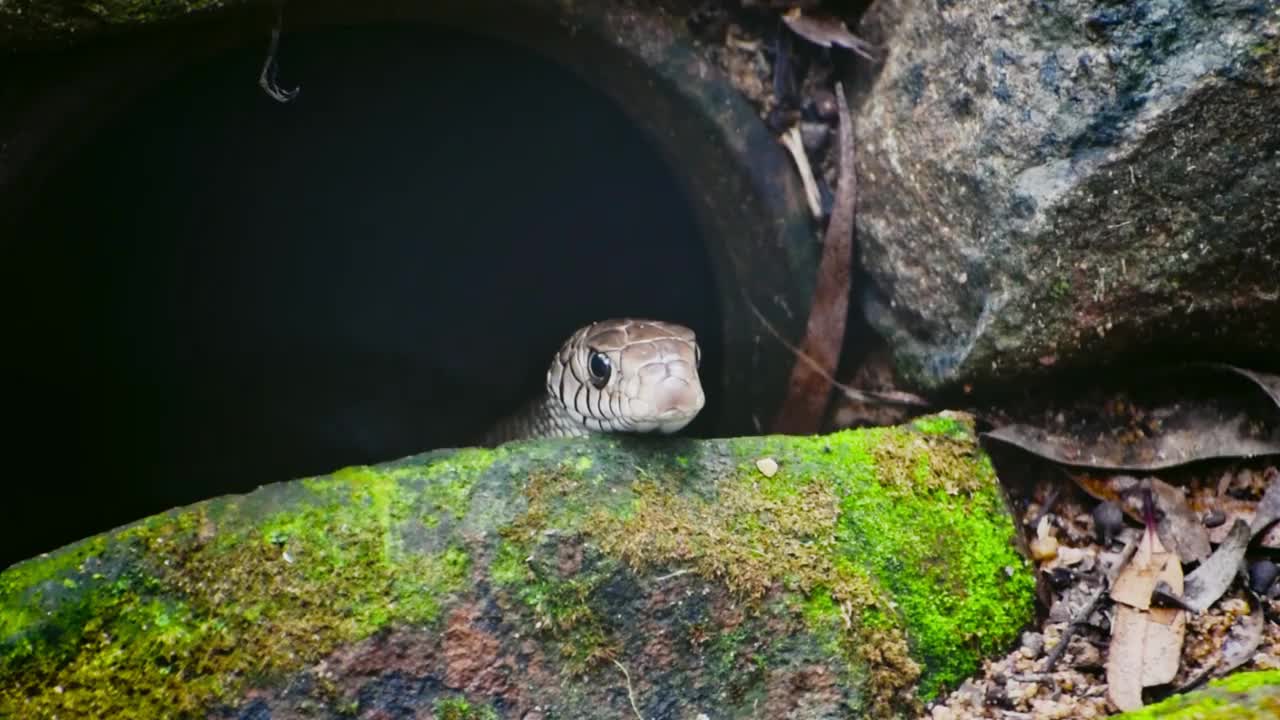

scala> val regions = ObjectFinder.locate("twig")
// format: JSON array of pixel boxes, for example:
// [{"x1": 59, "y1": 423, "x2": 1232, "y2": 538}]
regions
[
  {"x1": 771, "y1": 81, "x2": 855, "y2": 434},
  {"x1": 653, "y1": 568, "x2": 692, "y2": 582},
  {"x1": 612, "y1": 658, "x2": 644, "y2": 720},
  {"x1": 779, "y1": 127, "x2": 823, "y2": 220},
  {"x1": 1043, "y1": 535, "x2": 1139, "y2": 671},
  {"x1": 1028, "y1": 485, "x2": 1061, "y2": 531},
  {"x1": 745, "y1": 297, "x2": 931, "y2": 408}
]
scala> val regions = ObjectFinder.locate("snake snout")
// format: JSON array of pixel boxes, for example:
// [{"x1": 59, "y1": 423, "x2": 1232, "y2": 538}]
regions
[{"x1": 648, "y1": 374, "x2": 705, "y2": 432}]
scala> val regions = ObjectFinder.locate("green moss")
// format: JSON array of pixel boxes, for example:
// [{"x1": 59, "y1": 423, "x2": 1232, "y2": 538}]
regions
[
  {"x1": 488, "y1": 531, "x2": 618, "y2": 670},
  {"x1": 1, "y1": 460, "x2": 479, "y2": 719},
  {"x1": 1212, "y1": 670, "x2": 1280, "y2": 693},
  {"x1": 1050, "y1": 276, "x2": 1072, "y2": 300},
  {"x1": 3, "y1": 416, "x2": 1029, "y2": 719},
  {"x1": 1112, "y1": 670, "x2": 1280, "y2": 719},
  {"x1": 910, "y1": 413, "x2": 974, "y2": 439},
  {"x1": 489, "y1": 540, "x2": 528, "y2": 587},
  {"x1": 433, "y1": 696, "x2": 500, "y2": 720},
  {"x1": 588, "y1": 422, "x2": 1032, "y2": 714}
]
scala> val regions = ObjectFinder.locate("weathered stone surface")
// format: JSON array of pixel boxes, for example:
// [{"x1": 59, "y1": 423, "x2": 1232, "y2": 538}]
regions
[
  {"x1": 1, "y1": 415, "x2": 1034, "y2": 719},
  {"x1": 853, "y1": 0, "x2": 1280, "y2": 391},
  {"x1": 1112, "y1": 669, "x2": 1280, "y2": 719}
]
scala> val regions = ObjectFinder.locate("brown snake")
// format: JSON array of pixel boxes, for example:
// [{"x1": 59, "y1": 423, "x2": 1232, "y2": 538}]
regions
[{"x1": 480, "y1": 319, "x2": 705, "y2": 446}]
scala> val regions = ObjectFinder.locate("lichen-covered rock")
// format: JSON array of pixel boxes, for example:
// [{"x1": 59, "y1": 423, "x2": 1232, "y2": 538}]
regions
[
  {"x1": 1, "y1": 414, "x2": 1034, "y2": 719},
  {"x1": 1112, "y1": 669, "x2": 1280, "y2": 719},
  {"x1": 853, "y1": 0, "x2": 1280, "y2": 391}
]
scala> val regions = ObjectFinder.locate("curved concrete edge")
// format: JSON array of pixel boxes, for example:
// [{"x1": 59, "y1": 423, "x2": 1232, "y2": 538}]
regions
[
  {"x1": 0, "y1": 0, "x2": 817, "y2": 435},
  {"x1": 1, "y1": 414, "x2": 1035, "y2": 719}
]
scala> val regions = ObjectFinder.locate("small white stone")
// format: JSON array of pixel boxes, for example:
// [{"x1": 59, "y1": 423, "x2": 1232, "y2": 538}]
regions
[
  {"x1": 755, "y1": 457, "x2": 779, "y2": 477},
  {"x1": 1056, "y1": 546, "x2": 1087, "y2": 566}
]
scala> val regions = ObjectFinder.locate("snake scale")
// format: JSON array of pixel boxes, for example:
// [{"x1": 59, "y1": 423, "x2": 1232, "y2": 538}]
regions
[{"x1": 479, "y1": 318, "x2": 705, "y2": 446}]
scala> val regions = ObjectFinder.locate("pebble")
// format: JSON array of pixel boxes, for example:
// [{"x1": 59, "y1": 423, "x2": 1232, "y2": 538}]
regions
[
  {"x1": 1202, "y1": 508, "x2": 1227, "y2": 528},
  {"x1": 1031, "y1": 698, "x2": 1073, "y2": 719},
  {"x1": 1249, "y1": 559, "x2": 1277, "y2": 595},
  {"x1": 1046, "y1": 567, "x2": 1075, "y2": 592},
  {"x1": 1030, "y1": 534, "x2": 1059, "y2": 561},
  {"x1": 1056, "y1": 546, "x2": 1087, "y2": 566},
  {"x1": 755, "y1": 457, "x2": 779, "y2": 477},
  {"x1": 1020, "y1": 631, "x2": 1044, "y2": 658},
  {"x1": 1091, "y1": 501, "x2": 1125, "y2": 546},
  {"x1": 1070, "y1": 641, "x2": 1103, "y2": 670}
]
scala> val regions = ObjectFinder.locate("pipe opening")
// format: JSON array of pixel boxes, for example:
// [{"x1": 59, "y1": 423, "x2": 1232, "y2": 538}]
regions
[{"x1": 2, "y1": 22, "x2": 726, "y2": 565}]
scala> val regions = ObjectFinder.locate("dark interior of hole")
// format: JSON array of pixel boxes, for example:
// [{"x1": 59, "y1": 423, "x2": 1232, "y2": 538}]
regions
[{"x1": 2, "y1": 23, "x2": 722, "y2": 567}]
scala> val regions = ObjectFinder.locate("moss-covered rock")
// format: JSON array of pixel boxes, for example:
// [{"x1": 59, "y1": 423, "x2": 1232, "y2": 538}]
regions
[
  {"x1": 1, "y1": 413, "x2": 1034, "y2": 719},
  {"x1": 1112, "y1": 670, "x2": 1280, "y2": 719}
]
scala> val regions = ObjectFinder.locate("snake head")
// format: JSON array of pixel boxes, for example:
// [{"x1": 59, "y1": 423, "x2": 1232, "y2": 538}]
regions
[{"x1": 548, "y1": 318, "x2": 706, "y2": 435}]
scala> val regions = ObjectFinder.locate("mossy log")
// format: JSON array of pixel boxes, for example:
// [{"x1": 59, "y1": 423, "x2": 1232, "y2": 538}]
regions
[
  {"x1": 1, "y1": 413, "x2": 1035, "y2": 719},
  {"x1": 1112, "y1": 670, "x2": 1280, "y2": 719}
]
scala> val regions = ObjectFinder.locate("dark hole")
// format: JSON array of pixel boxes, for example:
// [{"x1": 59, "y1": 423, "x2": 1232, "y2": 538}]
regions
[{"x1": 2, "y1": 23, "x2": 721, "y2": 567}]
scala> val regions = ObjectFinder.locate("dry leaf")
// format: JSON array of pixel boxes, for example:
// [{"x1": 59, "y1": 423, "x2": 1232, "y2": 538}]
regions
[
  {"x1": 1218, "y1": 600, "x2": 1264, "y2": 677},
  {"x1": 1107, "y1": 520, "x2": 1186, "y2": 710},
  {"x1": 1149, "y1": 477, "x2": 1212, "y2": 564},
  {"x1": 1110, "y1": 523, "x2": 1175, "y2": 610},
  {"x1": 1107, "y1": 604, "x2": 1149, "y2": 711},
  {"x1": 983, "y1": 364, "x2": 1280, "y2": 471},
  {"x1": 1142, "y1": 554, "x2": 1185, "y2": 687},
  {"x1": 1107, "y1": 603, "x2": 1186, "y2": 710},
  {"x1": 1183, "y1": 519, "x2": 1250, "y2": 613},
  {"x1": 1196, "y1": 495, "x2": 1280, "y2": 548},
  {"x1": 1074, "y1": 472, "x2": 1280, "y2": 549},
  {"x1": 781, "y1": 9, "x2": 878, "y2": 60},
  {"x1": 1249, "y1": 467, "x2": 1280, "y2": 538}
]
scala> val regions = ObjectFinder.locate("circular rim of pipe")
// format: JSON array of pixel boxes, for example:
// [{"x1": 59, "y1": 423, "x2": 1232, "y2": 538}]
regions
[{"x1": 0, "y1": 0, "x2": 818, "y2": 438}]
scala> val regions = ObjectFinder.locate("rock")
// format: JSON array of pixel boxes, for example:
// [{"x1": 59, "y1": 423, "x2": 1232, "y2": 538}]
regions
[
  {"x1": 0, "y1": 415, "x2": 1034, "y2": 720},
  {"x1": 1248, "y1": 559, "x2": 1278, "y2": 595},
  {"x1": 754, "y1": 456, "x2": 780, "y2": 477},
  {"x1": 1019, "y1": 631, "x2": 1044, "y2": 658},
  {"x1": 1203, "y1": 508, "x2": 1228, "y2": 528},
  {"x1": 1093, "y1": 501, "x2": 1127, "y2": 547},
  {"x1": 852, "y1": 0, "x2": 1280, "y2": 390}
]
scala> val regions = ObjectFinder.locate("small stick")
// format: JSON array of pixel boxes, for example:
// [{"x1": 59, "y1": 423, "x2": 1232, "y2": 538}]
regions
[
  {"x1": 1042, "y1": 535, "x2": 1139, "y2": 671},
  {"x1": 779, "y1": 127, "x2": 824, "y2": 219},
  {"x1": 612, "y1": 658, "x2": 644, "y2": 720}
]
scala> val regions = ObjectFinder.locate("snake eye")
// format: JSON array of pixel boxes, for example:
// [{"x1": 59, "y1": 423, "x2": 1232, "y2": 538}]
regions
[{"x1": 587, "y1": 349, "x2": 611, "y2": 388}]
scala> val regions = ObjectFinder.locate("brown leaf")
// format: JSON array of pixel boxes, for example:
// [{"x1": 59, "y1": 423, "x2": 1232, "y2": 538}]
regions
[
  {"x1": 1149, "y1": 477, "x2": 1212, "y2": 564},
  {"x1": 1111, "y1": 523, "x2": 1177, "y2": 610},
  {"x1": 983, "y1": 364, "x2": 1280, "y2": 471},
  {"x1": 1106, "y1": 522, "x2": 1186, "y2": 710},
  {"x1": 1249, "y1": 467, "x2": 1280, "y2": 538},
  {"x1": 1141, "y1": 604, "x2": 1186, "y2": 685},
  {"x1": 1191, "y1": 492, "x2": 1280, "y2": 549},
  {"x1": 1221, "y1": 365, "x2": 1280, "y2": 405},
  {"x1": 1107, "y1": 604, "x2": 1149, "y2": 711},
  {"x1": 1106, "y1": 603, "x2": 1186, "y2": 710},
  {"x1": 781, "y1": 9, "x2": 878, "y2": 60},
  {"x1": 1183, "y1": 520, "x2": 1250, "y2": 613},
  {"x1": 770, "y1": 82, "x2": 854, "y2": 434},
  {"x1": 1218, "y1": 600, "x2": 1264, "y2": 677}
]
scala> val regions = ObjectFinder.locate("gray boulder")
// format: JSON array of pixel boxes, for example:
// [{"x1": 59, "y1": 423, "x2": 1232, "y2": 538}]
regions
[{"x1": 853, "y1": 0, "x2": 1280, "y2": 390}]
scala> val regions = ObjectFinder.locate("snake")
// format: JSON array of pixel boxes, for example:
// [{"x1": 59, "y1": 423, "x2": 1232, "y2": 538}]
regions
[{"x1": 479, "y1": 318, "x2": 706, "y2": 446}]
